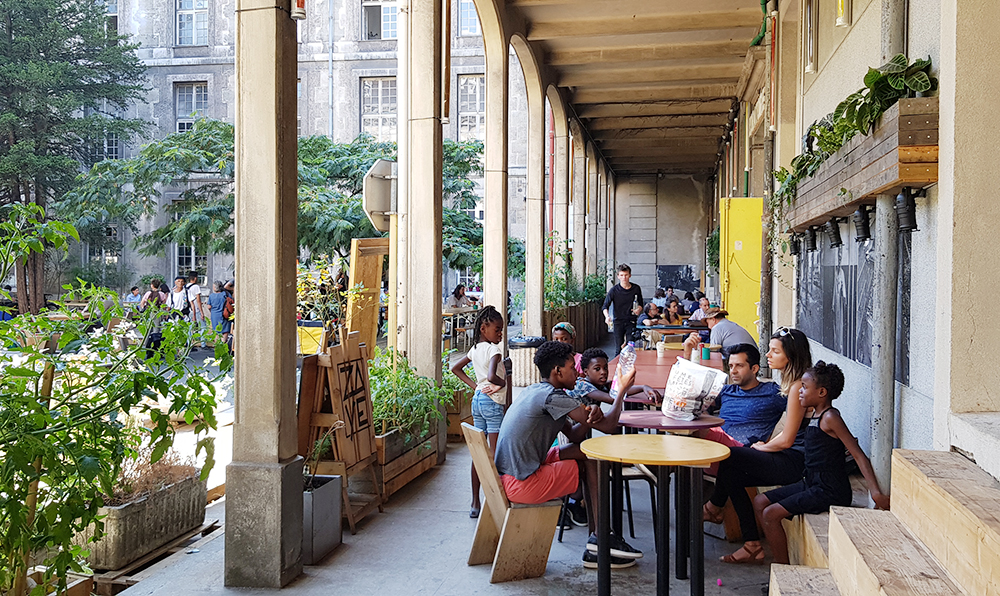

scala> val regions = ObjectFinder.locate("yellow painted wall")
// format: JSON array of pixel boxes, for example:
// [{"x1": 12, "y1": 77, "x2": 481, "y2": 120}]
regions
[{"x1": 719, "y1": 198, "x2": 763, "y2": 338}]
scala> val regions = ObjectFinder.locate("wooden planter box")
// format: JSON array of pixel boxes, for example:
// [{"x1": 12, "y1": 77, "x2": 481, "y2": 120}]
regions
[
  {"x1": 75, "y1": 475, "x2": 207, "y2": 571},
  {"x1": 542, "y1": 301, "x2": 605, "y2": 351},
  {"x1": 788, "y1": 97, "x2": 939, "y2": 232},
  {"x1": 374, "y1": 429, "x2": 438, "y2": 499},
  {"x1": 27, "y1": 568, "x2": 93, "y2": 596},
  {"x1": 447, "y1": 390, "x2": 473, "y2": 442},
  {"x1": 302, "y1": 474, "x2": 343, "y2": 565}
]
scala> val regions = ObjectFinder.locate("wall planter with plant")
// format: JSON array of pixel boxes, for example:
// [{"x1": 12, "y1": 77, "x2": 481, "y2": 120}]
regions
[
  {"x1": 74, "y1": 449, "x2": 207, "y2": 571},
  {"x1": 368, "y1": 347, "x2": 453, "y2": 499},
  {"x1": 770, "y1": 55, "x2": 938, "y2": 243},
  {"x1": 0, "y1": 282, "x2": 227, "y2": 596}
]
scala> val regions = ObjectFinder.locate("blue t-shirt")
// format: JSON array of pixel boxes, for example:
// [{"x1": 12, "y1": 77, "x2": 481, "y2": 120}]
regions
[{"x1": 716, "y1": 380, "x2": 785, "y2": 445}]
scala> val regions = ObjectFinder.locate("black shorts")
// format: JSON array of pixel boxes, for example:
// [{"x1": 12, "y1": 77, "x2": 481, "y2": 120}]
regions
[{"x1": 764, "y1": 478, "x2": 851, "y2": 516}]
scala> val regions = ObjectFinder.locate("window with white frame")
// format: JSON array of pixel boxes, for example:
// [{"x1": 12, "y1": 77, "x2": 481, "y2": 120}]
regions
[
  {"x1": 173, "y1": 207, "x2": 207, "y2": 283},
  {"x1": 104, "y1": 133, "x2": 120, "y2": 160},
  {"x1": 360, "y1": 78, "x2": 396, "y2": 142},
  {"x1": 176, "y1": 0, "x2": 208, "y2": 46},
  {"x1": 105, "y1": 0, "x2": 119, "y2": 35},
  {"x1": 176, "y1": 82, "x2": 208, "y2": 132},
  {"x1": 88, "y1": 224, "x2": 121, "y2": 265},
  {"x1": 362, "y1": 1, "x2": 397, "y2": 40},
  {"x1": 456, "y1": 268, "x2": 479, "y2": 289},
  {"x1": 458, "y1": 74, "x2": 486, "y2": 141},
  {"x1": 459, "y1": 0, "x2": 480, "y2": 36}
]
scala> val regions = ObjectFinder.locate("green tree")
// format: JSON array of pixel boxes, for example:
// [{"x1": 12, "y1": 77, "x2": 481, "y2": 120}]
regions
[{"x1": 0, "y1": 0, "x2": 148, "y2": 313}]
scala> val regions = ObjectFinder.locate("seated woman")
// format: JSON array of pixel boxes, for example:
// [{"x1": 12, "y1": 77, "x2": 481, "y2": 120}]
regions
[
  {"x1": 551, "y1": 321, "x2": 583, "y2": 375},
  {"x1": 680, "y1": 291, "x2": 697, "y2": 314},
  {"x1": 636, "y1": 302, "x2": 664, "y2": 344},
  {"x1": 702, "y1": 328, "x2": 813, "y2": 564},
  {"x1": 445, "y1": 284, "x2": 477, "y2": 309},
  {"x1": 662, "y1": 300, "x2": 683, "y2": 326},
  {"x1": 650, "y1": 287, "x2": 668, "y2": 308}
]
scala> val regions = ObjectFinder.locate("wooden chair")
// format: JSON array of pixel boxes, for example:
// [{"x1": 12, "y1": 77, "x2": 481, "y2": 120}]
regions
[{"x1": 462, "y1": 422, "x2": 563, "y2": 583}]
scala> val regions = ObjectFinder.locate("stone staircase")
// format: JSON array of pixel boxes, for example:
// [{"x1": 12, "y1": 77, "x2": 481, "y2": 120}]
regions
[{"x1": 771, "y1": 449, "x2": 1000, "y2": 595}]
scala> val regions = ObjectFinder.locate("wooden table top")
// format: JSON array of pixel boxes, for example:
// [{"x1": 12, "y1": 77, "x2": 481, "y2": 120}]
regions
[
  {"x1": 610, "y1": 349, "x2": 725, "y2": 389},
  {"x1": 618, "y1": 411, "x2": 724, "y2": 431},
  {"x1": 581, "y1": 434, "x2": 730, "y2": 467}
]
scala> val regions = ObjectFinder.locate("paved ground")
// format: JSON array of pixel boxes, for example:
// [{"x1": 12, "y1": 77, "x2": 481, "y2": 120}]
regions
[{"x1": 122, "y1": 442, "x2": 770, "y2": 596}]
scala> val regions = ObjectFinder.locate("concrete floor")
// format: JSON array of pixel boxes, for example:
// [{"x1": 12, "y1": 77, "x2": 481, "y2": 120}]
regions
[{"x1": 121, "y1": 443, "x2": 770, "y2": 596}]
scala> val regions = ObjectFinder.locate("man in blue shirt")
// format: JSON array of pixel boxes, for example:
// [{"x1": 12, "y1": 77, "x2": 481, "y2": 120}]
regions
[{"x1": 700, "y1": 343, "x2": 785, "y2": 447}]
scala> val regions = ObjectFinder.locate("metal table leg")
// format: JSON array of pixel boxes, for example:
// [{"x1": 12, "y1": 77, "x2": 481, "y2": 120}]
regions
[
  {"x1": 690, "y1": 467, "x2": 705, "y2": 596},
  {"x1": 656, "y1": 465, "x2": 671, "y2": 596},
  {"x1": 598, "y1": 459, "x2": 611, "y2": 596},
  {"x1": 612, "y1": 462, "x2": 624, "y2": 537},
  {"x1": 675, "y1": 466, "x2": 690, "y2": 579}
]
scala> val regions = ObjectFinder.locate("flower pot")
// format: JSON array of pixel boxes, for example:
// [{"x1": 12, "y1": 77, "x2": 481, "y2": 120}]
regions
[
  {"x1": 75, "y1": 475, "x2": 207, "y2": 570},
  {"x1": 302, "y1": 474, "x2": 343, "y2": 565}
]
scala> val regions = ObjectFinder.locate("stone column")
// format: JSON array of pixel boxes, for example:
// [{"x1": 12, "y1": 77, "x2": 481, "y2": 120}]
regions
[
  {"x1": 870, "y1": 194, "x2": 898, "y2": 492},
  {"x1": 552, "y1": 122, "x2": 569, "y2": 247},
  {"x1": 586, "y1": 145, "x2": 599, "y2": 276},
  {"x1": 570, "y1": 120, "x2": 587, "y2": 284},
  {"x1": 406, "y1": 0, "x2": 446, "y2": 460},
  {"x1": 482, "y1": 37, "x2": 509, "y2": 327},
  {"x1": 596, "y1": 161, "x2": 608, "y2": 268},
  {"x1": 523, "y1": 81, "x2": 546, "y2": 337},
  {"x1": 226, "y1": 0, "x2": 302, "y2": 587},
  {"x1": 935, "y1": 0, "x2": 1000, "y2": 449}
]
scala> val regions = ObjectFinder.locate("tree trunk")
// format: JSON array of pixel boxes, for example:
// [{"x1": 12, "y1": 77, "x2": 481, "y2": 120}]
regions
[
  {"x1": 15, "y1": 258, "x2": 29, "y2": 315},
  {"x1": 26, "y1": 180, "x2": 45, "y2": 315}
]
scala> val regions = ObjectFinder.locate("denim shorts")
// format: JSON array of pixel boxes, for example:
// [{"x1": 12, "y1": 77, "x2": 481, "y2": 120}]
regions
[{"x1": 471, "y1": 390, "x2": 505, "y2": 434}]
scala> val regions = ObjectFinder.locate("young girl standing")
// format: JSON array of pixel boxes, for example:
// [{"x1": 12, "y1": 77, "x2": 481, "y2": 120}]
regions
[
  {"x1": 450, "y1": 306, "x2": 507, "y2": 518},
  {"x1": 753, "y1": 361, "x2": 890, "y2": 563}
]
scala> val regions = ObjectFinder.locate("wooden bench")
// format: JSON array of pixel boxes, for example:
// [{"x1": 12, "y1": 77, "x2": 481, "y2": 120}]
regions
[{"x1": 462, "y1": 422, "x2": 563, "y2": 583}]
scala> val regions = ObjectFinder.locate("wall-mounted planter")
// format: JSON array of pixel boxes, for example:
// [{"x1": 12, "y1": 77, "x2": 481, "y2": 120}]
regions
[
  {"x1": 788, "y1": 97, "x2": 938, "y2": 232},
  {"x1": 76, "y1": 475, "x2": 207, "y2": 571}
]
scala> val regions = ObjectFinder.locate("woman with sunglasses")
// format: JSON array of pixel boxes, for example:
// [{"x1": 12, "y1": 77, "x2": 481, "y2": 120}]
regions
[{"x1": 702, "y1": 327, "x2": 813, "y2": 564}]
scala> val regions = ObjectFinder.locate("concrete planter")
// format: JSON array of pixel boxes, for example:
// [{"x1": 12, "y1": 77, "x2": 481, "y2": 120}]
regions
[
  {"x1": 302, "y1": 474, "x2": 343, "y2": 565},
  {"x1": 77, "y1": 475, "x2": 206, "y2": 570}
]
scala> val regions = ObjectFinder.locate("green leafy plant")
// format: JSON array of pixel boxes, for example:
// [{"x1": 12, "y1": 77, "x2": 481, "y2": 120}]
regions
[
  {"x1": 368, "y1": 347, "x2": 454, "y2": 438},
  {"x1": 707, "y1": 226, "x2": 720, "y2": 273},
  {"x1": 0, "y1": 283, "x2": 231, "y2": 595}
]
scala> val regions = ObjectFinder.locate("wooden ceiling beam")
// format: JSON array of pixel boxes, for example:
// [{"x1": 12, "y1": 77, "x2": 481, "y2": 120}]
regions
[
  {"x1": 570, "y1": 82, "x2": 737, "y2": 104},
  {"x1": 584, "y1": 114, "x2": 729, "y2": 130},
  {"x1": 596, "y1": 139, "x2": 721, "y2": 152},
  {"x1": 558, "y1": 62, "x2": 743, "y2": 87},
  {"x1": 547, "y1": 40, "x2": 750, "y2": 66},
  {"x1": 574, "y1": 99, "x2": 735, "y2": 119},
  {"x1": 590, "y1": 125, "x2": 726, "y2": 140},
  {"x1": 527, "y1": 9, "x2": 763, "y2": 40}
]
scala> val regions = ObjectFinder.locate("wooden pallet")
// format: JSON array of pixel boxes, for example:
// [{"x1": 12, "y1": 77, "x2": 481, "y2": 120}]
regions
[{"x1": 93, "y1": 520, "x2": 221, "y2": 595}]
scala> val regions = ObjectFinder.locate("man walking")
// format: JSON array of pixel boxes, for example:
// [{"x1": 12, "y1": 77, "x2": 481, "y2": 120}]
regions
[
  {"x1": 602, "y1": 264, "x2": 643, "y2": 354},
  {"x1": 186, "y1": 271, "x2": 207, "y2": 349}
]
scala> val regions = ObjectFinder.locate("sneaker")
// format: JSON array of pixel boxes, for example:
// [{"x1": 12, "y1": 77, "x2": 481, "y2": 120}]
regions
[
  {"x1": 582, "y1": 550, "x2": 636, "y2": 569},
  {"x1": 586, "y1": 533, "x2": 643, "y2": 559},
  {"x1": 567, "y1": 501, "x2": 588, "y2": 527}
]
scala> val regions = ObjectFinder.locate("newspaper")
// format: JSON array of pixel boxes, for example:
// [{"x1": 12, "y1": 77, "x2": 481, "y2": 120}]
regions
[{"x1": 661, "y1": 357, "x2": 728, "y2": 421}]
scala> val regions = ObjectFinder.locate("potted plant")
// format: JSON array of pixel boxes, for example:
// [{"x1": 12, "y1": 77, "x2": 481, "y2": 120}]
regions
[
  {"x1": 368, "y1": 347, "x2": 453, "y2": 498},
  {"x1": 0, "y1": 283, "x2": 228, "y2": 595},
  {"x1": 301, "y1": 426, "x2": 344, "y2": 565},
  {"x1": 75, "y1": 445, "x2": 207, "y2": 570}
]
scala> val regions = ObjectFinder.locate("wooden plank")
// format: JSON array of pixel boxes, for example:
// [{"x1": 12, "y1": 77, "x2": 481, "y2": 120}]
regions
[
  {"x1": 769, "y1": 565, "x2": 840, "y2": 595},
  {"x1": 898, "y1": 145, "x2": 938, "y2": 163},
  {"x1": 784, "y1": 513, "x2": 829, "y2": 568},
  {"x1": 897, "y1": 96, "x2": 939, "y2": 115},
  {"x1": 827, "y1": 507, "x2": 964, "y2": 596},
  {"x1": 346, "y1": 237, "x2": 385, "y2": 350},
  {"x1": 489, "y1": 502, "x2": 563, "y2": 583},
  {"x1": 297, "y1": 354, "x2": 321, "y2": 457},
  {"x1": 384, "y1": 450, "x2": 437, "y2": 497}
]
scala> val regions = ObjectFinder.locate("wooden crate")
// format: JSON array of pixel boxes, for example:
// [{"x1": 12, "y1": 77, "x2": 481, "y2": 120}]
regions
[{"x1": 788, "y1": 97, "x2": 938, "y2": 232}]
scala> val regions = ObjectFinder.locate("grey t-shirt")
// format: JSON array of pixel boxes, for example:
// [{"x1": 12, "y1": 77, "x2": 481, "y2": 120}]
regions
[
  {"x1": 494, "y1": 382, "x2": 584, "y2": 481},
  {"x1": 710, "y1": 318, "x2": 756, "y2": 348}
]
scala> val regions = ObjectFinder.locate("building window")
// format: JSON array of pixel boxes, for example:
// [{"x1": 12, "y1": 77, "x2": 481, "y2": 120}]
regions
[
  {"x1": 177, "y1": 0, "x2": 208, "y2": 46},
  {"x1": 458, "y1": 74, "x2": 486, "y2": 141},
  {"x1": 88, "y1": 224, "x2": 121, "y2": 265},
  {"x1": 176, "y1": 243, "x2": 207, "y2": 284},
  {"x1": 105, "y1": 0, "x2": 119, "y2": 36},
  {"x1": 456, "y1": 268, "x2": 479, "y2": 289},
  {"x1": 362, "y1": 1, "x2": 397, "y2": 40},
  {"x1": 176, "y1": 82, "x2": 208, "y2": 132},
  {"x1": 104, "y1": 133, "x2": 120, "y2": 160},
  {"x1": 458, "y1": 0, "x2": 480, "y2": 36},
  {"x1": 361, "y1": 78, "x2": 396, "y2": 142}
]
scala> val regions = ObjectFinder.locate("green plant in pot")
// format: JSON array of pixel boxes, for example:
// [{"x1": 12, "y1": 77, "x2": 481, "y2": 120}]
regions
[
  {"x1": 368, "y1": 347, "x2": 454, "y2": 444},
  {"x1": 0, "y1": 283, "x2": 230, "y2": 595}
]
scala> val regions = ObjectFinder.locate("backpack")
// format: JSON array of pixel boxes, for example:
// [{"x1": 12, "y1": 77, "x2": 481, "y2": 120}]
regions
[
  {"x1": 222, "y1": 291, "x2": 235, "y2": 321},
  {"x1": 181, "y1": 283, "x2": 192, "y2": 316}
]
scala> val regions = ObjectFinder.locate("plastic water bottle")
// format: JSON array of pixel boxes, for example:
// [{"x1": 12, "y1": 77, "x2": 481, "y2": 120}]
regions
[{"x1": 619, "y1": 342, "x2": 637, "y2": 376}]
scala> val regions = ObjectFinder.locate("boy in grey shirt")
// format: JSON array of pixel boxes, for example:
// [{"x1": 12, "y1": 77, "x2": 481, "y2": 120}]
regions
[{"x1": 494, "y1": 341, "x2": 642, "y2": 568}]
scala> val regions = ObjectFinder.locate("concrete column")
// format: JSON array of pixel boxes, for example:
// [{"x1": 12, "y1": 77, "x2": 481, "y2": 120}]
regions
[
  {"x1": 586, "y1": 145, "x2": 599, "y2": 276},
  {"x1": 523, "y1": 83, "x2": 546, "y2": 337},
  {"x1": 570, "y1": 121, "x2": 587, "y2": 284},
  {"x1": 406, "y1": 0, "x2": 445, "y2": 460},
  {"x1": 226, "y1": 0, "x2": 302, "y2": 587},
  {"x1": 870, "y1": 194, "x2": 899, "y2": 493},
  {"x1": 482, "y1": 38, "x2": 509, "y2": 325},
  {"x1": 596, "y1": 162, "x2": 608, "y2": 268},
  {"x1": 552, "y1": 127, "x2": 569, "y2": 246},
  {"x1": 935, "y1": 0, "x2": 1000, "y2": 449},
  {"x1": 607, "y1": 174, "x2": 616, "y2": 268}
]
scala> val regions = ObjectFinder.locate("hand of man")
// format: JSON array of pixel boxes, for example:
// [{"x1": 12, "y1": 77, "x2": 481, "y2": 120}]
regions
[
  {"x1": 586, "y1": 405, "x2": 605, "y2": 425},
  {"x1": 605, "y1": 315, "x2": 613, "y2": 326},
  {"x1": 632, "y1": 305, "x2": 642, "y2": 315}
]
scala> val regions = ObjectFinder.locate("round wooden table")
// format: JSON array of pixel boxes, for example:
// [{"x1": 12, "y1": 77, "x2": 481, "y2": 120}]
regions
[{"x1": 582, "y1": 434, "x2": 730, "y2": 596}]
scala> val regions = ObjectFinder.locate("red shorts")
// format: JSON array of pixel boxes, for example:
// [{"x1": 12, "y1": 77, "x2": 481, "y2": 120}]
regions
[{"x1": 501, "y1": 447, "x2": 579, "y2": 504}]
